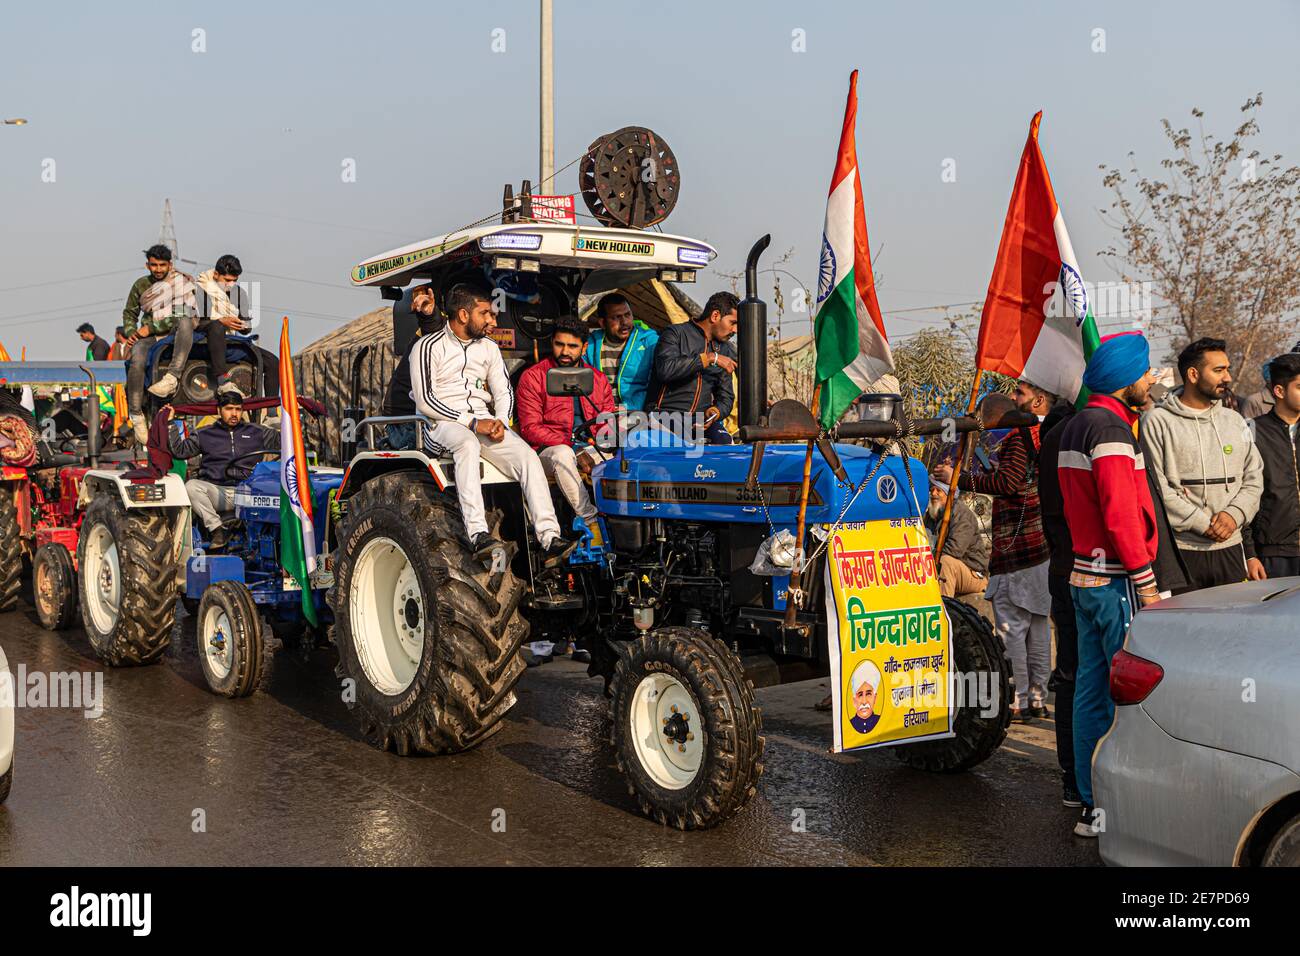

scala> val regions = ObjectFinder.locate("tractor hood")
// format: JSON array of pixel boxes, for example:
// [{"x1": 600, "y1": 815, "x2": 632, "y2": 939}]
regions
[
  {"x1": 593, "y1": 441, "x2": 929, "y2": 528},
  {"x1": 234, "y1": 461, "x2": 344, "y2": 534}
]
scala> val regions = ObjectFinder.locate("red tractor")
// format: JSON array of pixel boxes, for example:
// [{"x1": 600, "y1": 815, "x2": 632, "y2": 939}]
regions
[{"x1": 0, "y1": 362, "x2": 136, "y2": 629}]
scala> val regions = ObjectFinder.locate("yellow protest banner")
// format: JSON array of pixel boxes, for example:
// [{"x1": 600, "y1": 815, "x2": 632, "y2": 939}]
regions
[{"x1": 823, "y1": 517, "x2": 954, "y2": 753}]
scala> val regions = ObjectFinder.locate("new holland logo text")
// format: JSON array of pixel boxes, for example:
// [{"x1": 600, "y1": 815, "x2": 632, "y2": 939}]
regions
[{"x1": 573, "y1": 237, "x2": 654, "y2": 256}]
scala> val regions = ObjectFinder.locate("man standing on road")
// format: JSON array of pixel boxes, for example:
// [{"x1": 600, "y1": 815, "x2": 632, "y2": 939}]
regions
[
  {"x1": 1142, "y1": 337, "x2": 1263, "y2": 592},
  {"x1": 583, "y1": 292, "x2": 658, "y2": 411},
  {"x1": 121, "y1": 244, "x2": 197, "y2": 445},
  {"x1": 933, "y1": 379, "x2": 1053, "y2": 722},
  {"x1": 1057, "y1": 332, "x2": 1160, "y2": 838},
  {"x1": 76, "y1": 323, "x2": 110, "y2": 361},
  {"x1": 517, "y1": 316, "x2": 615, "y2": 538},
  {"x1": 1246, "y1": 353, "x2": 1300, "y2": 580},
  {"x1": 648, "y1": 291, "x2": 738, "y2": 444},
  {"x1": 407, "y1": 280, "x2": 572, "y2": 563},
  {"x1": 166, "y1": 389, "x2": 279, "y2": 552},
  {"x1": 1035, "y1": 395, "x2": 1082, "y2": 808}
]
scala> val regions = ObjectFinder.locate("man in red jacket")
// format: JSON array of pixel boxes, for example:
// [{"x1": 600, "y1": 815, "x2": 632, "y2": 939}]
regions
[
  {"x1": 1057, "y1": 331, "x2": 1159, "y2": 839},
  {"x1": 517, "y1": 316, "x2": 615, "y2": 531}
]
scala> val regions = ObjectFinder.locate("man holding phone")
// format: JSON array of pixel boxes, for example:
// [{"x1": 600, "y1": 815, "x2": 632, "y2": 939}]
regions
[{"x1": 647, "y1": 291, "x2": 738, "y2": 444}]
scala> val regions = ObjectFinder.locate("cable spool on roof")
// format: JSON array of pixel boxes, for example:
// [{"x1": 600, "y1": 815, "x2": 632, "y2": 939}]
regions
[{"x1": 579, "y1": 127, "x2": 680, "y2": 229}]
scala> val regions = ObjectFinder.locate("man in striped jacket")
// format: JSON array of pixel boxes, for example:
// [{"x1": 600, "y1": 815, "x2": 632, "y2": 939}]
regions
[
  {"x1": 935, "y1": 380, "x2": 1054, "y2": 721},
  {"x1": 1057, "y1": 331, "x2": 1159, "y2": 838},
  {"x1": 408, "y1": 280, "x2": 571, "y2": 563}
]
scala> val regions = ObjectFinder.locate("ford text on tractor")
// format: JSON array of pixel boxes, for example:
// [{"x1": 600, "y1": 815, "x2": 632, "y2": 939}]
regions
[{"x1": 330, "y1": 128, "x2": 1033, "y2": 829}]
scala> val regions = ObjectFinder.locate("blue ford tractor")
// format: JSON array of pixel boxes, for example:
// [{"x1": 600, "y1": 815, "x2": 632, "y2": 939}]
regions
[
  {"x1": 329, "y1": 156, "x2": 1032, "y2": 828},
  {"x1": 74, "y1": 326, "x2": 282, "y2": 672}
]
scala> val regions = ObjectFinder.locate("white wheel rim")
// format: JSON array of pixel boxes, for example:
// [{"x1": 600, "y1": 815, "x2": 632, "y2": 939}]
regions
[
  {"x1": 630, "y1": 672, "x2": 702, "y2": 790},
  {"x1": 200, "y1": 605, "x2": 234, "y2": 681},
  {"x1": 349, "y1": 536, "x2": 423, "y2": 696},
  {"x1": 84, "y1": 524, "x2": 121, "y2": 635}
]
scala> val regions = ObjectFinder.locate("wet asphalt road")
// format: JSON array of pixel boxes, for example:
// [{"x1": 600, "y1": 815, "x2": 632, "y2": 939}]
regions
[{"x1": 0, "y1": 599, "x2": 1100, "y2": 867}]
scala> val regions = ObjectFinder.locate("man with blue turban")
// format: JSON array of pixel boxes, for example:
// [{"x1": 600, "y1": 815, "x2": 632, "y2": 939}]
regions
[{"x1": 1056, "y1": 331, "x2": 1160, "y2": 838}]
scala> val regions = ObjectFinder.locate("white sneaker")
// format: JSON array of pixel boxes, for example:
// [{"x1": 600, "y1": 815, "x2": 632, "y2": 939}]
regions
[
  {"x1": 132, "y1": 418, "x2": 150, "y2": 446},
  {"x1": 147, "y1": 372, "x2": 179, "y2": 398}
]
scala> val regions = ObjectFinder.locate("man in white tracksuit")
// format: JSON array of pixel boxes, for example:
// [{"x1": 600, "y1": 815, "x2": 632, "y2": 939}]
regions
[{"x1": 408, "y1": 280, "x2": 572, "y2": 563}]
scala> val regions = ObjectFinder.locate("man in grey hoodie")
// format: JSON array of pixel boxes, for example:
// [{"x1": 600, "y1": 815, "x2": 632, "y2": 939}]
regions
[{"x1": 1143, "y1": 337, "x2": 1264, "y2": 592}]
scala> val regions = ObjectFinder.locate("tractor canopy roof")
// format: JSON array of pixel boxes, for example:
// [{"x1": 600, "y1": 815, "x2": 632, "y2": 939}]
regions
[
  {"x1": 349, "y1": 222, "x2": 716, "y2": 296},
  {"x1": 0, "y1": 360, "x2": 128, "y2": 387}
]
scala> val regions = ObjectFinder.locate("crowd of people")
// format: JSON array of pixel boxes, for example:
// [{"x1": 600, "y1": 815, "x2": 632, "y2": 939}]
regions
[
  {"x1": 932, "y1": 330, "x2": 1300, "y2": 839},
  {"x1": 91, "y1": 253, "x2": 1297, "y2": 806}
]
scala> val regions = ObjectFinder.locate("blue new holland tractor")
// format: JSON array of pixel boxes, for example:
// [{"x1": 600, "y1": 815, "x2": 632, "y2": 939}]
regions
[{"x1": 329, "y1": 167, "x2": 1032, "y2": 829}]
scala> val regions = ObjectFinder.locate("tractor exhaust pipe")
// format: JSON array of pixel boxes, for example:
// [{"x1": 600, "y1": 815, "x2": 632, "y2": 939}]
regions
[
  {"x1": 80, "y1": 364, "x2": 101, "y2": 469},
  {"x1": 341, "y1": 344, "x2": 371, "y2": 462},
  {"x1": 737, "y1": 234, "x2": 771, "y2": 431}
]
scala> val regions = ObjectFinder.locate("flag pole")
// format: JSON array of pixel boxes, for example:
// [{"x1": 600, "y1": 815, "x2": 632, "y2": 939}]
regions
[
  {"x1": 784, "y1": 382, "x2": 822, "y2": 627},
  {"x1": 934, "y1": 368, "x2": 983, "y2": 559}
]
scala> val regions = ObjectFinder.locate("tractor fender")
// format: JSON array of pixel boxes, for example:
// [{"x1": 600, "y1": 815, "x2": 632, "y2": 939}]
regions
[
  {"x1": 79, "y1": 471, "x2": 192, "y2": 585},
  {"x1": 78, "y1": 470, "x2": 192, "y2": 511},
  {"x1": 336, "y1": 449, "x2": 512, "y2": 501}
]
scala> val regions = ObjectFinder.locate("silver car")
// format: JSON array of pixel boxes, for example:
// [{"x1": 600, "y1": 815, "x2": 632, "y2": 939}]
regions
[{"x1": 1095, "y1": 579, "x2": 1300, "y2": 865}]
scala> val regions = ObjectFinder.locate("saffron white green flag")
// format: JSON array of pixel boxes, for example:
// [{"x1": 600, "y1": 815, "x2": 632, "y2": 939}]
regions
[
  {"x1": 814, "y1": 69, "x2": 894, "y2": 430},
  {"x1": 976, "y1": 112, "x2": 1101, "y2": 402},
  {"x1": 278, "y1": 319, "x2": 318, "y2": 626}
]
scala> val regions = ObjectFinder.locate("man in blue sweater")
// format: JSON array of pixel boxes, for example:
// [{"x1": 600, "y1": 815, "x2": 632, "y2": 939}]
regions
[{"x1": 583, "y1": 293, "x2": 658, "y2": 411}]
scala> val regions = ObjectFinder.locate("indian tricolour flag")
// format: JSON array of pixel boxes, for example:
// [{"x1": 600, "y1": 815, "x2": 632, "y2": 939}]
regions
[
  {"x1": 976, "y1": 112, "x2": 1101, "y2": 403},
  {"x1": 814, "y1": 69, "x2": 893, "y2": 430},
  {"x1": 278, "y1": 319, "x2": 318, "y2": 626}
]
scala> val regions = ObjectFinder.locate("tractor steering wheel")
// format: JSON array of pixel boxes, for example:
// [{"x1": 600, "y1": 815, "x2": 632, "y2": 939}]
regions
[{"x1": 223, "y1": 448, "x2": 280, "y2": 484}]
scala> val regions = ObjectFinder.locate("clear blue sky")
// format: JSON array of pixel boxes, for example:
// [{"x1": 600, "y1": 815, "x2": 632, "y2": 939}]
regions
[{"x1": 2, "y1": 0, "x2": 1297, "y2": 358}]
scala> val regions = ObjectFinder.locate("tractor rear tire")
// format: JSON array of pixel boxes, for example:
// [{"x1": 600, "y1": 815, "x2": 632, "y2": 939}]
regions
[
  {"x1": 77, "y1": 494, "x2": 180, "y2": 666},
  {"x1": 33, "y1": 543, "x2": 78, "y2": 631},
  {"x1": 0, "y1": 485, "x2": 21, "y2": 613},
  {"x1": 0, "y1": 763, "x2": 10, "y2": 805},
  {"x1": 196, "y1": 580, "x2": 267, "y2": 698},
  {"x1": 330, "y1": 473, "x2": 529, "y2": 755},
  {"x1": 610, "y1": 627, "x2": 764, "y2": 829},
  {"x1": 892, "y1": 597, "x2": 1012, "y2": 773}
]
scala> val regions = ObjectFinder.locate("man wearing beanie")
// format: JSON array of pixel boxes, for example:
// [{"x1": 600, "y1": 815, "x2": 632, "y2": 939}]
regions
[
  {"x1": 1142, "y1": 338, "x2": 1263, "y2": 592},
  {"x1": 1057, "y1": 332, "x2": 1159, "y2": 838}
]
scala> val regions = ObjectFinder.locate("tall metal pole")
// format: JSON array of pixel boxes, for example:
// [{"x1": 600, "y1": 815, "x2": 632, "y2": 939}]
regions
[{"x1": 539, "y1": 0, "x2": 555, "y2": 192}]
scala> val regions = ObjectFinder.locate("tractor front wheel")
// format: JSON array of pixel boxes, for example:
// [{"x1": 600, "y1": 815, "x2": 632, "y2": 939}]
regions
[
  {"x1": 610, "y1": 627, "x2": 764, "y2": 829},
  {"x1": 197, "y1": 580, "x2": 267, "y2": 698},
  {"x1": 891, "y1": 597, "x2": 1013, "y2": 773},
  {"x1": 33, "y1": 543, "x2": 78, "y2": 631}
]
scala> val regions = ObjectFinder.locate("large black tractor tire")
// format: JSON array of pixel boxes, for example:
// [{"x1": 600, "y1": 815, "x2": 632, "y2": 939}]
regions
[
  {"x1": 0, "y1": 485, "x2": 21, "y2": 613},
  {"x1": 33, "y1": 543, "x2": 78, "y2": 631},
  {"x1": 610, "y1": 627, "x2": 765, "y2": 830},
  {"x1": 0, "y1": 761, "x2": 11, "y2": 805},
  {"x1": 77, "y1": 494, "x2": 180, "y2": 666},
  {"x1": 196, "y1": 580, "x2": 267, "y2": 699},
  {"x1": 892, "y1": 597, "x2": 1013, "y2": 773},
  {"x1": 329, "y1": 473, "x2": 529, "y2": 755}
]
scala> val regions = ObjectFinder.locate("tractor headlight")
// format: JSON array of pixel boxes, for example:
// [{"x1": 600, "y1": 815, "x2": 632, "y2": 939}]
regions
[{"x1": 126, "y1": 483, "x2": 166, "y2": 503}]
